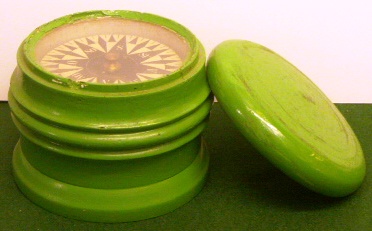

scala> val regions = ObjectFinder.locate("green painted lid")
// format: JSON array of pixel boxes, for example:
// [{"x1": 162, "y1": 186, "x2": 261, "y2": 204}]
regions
[{"x1": 207, "y1": 40, "x2": 366, "y2": 197}]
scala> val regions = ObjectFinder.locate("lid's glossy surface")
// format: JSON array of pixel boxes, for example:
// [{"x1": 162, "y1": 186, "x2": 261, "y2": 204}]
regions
[{"x1": 207, "y1": 40, "x2": 366, "y2": 197}]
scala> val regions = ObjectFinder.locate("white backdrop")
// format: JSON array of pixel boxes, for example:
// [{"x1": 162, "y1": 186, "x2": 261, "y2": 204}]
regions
[{"x1": 1, "y1": 0, "x2": 371, "y2": 102}]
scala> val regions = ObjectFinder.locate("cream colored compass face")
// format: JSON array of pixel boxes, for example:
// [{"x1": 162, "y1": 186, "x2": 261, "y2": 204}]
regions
[{"x1": 40, "y1": 34, "x2": 183, "y2": 84}]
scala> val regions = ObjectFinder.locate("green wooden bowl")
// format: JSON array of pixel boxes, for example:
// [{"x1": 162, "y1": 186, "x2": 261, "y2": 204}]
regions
[{"x1": 9, "y1": 10, "x2": 212, "y2": 222}]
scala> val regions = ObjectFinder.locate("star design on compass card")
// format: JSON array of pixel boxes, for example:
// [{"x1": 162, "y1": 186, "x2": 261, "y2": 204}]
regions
[{"x1": 40, "y1": 35, "x2": 183, "y2": 84}]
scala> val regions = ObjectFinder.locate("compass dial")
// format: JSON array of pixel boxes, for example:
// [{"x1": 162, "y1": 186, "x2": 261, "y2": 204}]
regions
[
  {"x1": 34, "y1": 17, "x2": 190, "y2": 84},
  {"x1": 40, "y1": 34, "x2": 183, "y2": 84}
]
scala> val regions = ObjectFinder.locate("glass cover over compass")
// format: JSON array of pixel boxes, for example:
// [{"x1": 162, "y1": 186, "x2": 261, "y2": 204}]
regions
[{"x1": 35, "y1": 17, "x2": 190, "y2": 84}]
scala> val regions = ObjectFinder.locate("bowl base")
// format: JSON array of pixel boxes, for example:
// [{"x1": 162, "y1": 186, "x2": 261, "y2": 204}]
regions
[{"x1": 12, "y1": 140, "x2": 209, "y2": 222}]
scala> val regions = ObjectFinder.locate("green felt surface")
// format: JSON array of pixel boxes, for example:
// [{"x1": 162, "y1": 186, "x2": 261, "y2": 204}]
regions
[{"x1": 1, "y1": 102, "x2": 371, "y2": 230}]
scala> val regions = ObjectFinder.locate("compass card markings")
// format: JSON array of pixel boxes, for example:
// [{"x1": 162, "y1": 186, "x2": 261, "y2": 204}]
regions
[
  {"x1": 111, "y1": 37, "x2": 127, "y2": 53},
  {"x1": 106, "y1": 35, "x2": 124, "y2": 52},
  {"x1": 76, "y1": 76, "x2": 98, "y2": 83},
  {"x1": 41, "y1": 34, "x2": 183, "y2": 84},
  {"x1": 137, "y1": 73, "x2": 164, "y2": 78},
  {"x1": 61, "y1": 41, "x2": 89, "y2": 58},
  {"x1": 54, "y1": 46, "x2": 88, "y2": 59},
  {"x1": 84, "y1": 36, "x2": 106, "y2": 53},
  {"x1": 57, "y1": 69, "x2": 83, "y2": 78},
  {"x1": 136, "y1": 74, "x2": 162, "y2": 82},
  {"x1": 98, "y1": 35, "x2": 108, "y2": 53},
  {"x1": 152, "y1": 44, "x2": 169, "y2": 51},
  {"x1": 126, "y1": 36, "x2": 150, "y2": 54},
  {"x1": 141, "y1": 55, "x2": 164, "y2": 64},
  {"x1": 157, "y1": 49, "x2": 178, "y2": 56},
  {"x1": 128, "y1": 40, "x2": 150, "y2": 54},
  {"x1": 130, "y1": 47, "x2": 153, "y2": 55},
  {"x1": 125, "y1": 35, "x2": 139, "y2": 54}
]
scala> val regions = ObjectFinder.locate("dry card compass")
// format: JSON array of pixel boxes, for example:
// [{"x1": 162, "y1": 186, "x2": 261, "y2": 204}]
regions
[
  {"x1": 40, "y1": 34, "x2": 183, "y2": 83},
  {"x1": 9, "y1": 11, "x2": 212, "y2": 223}
]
